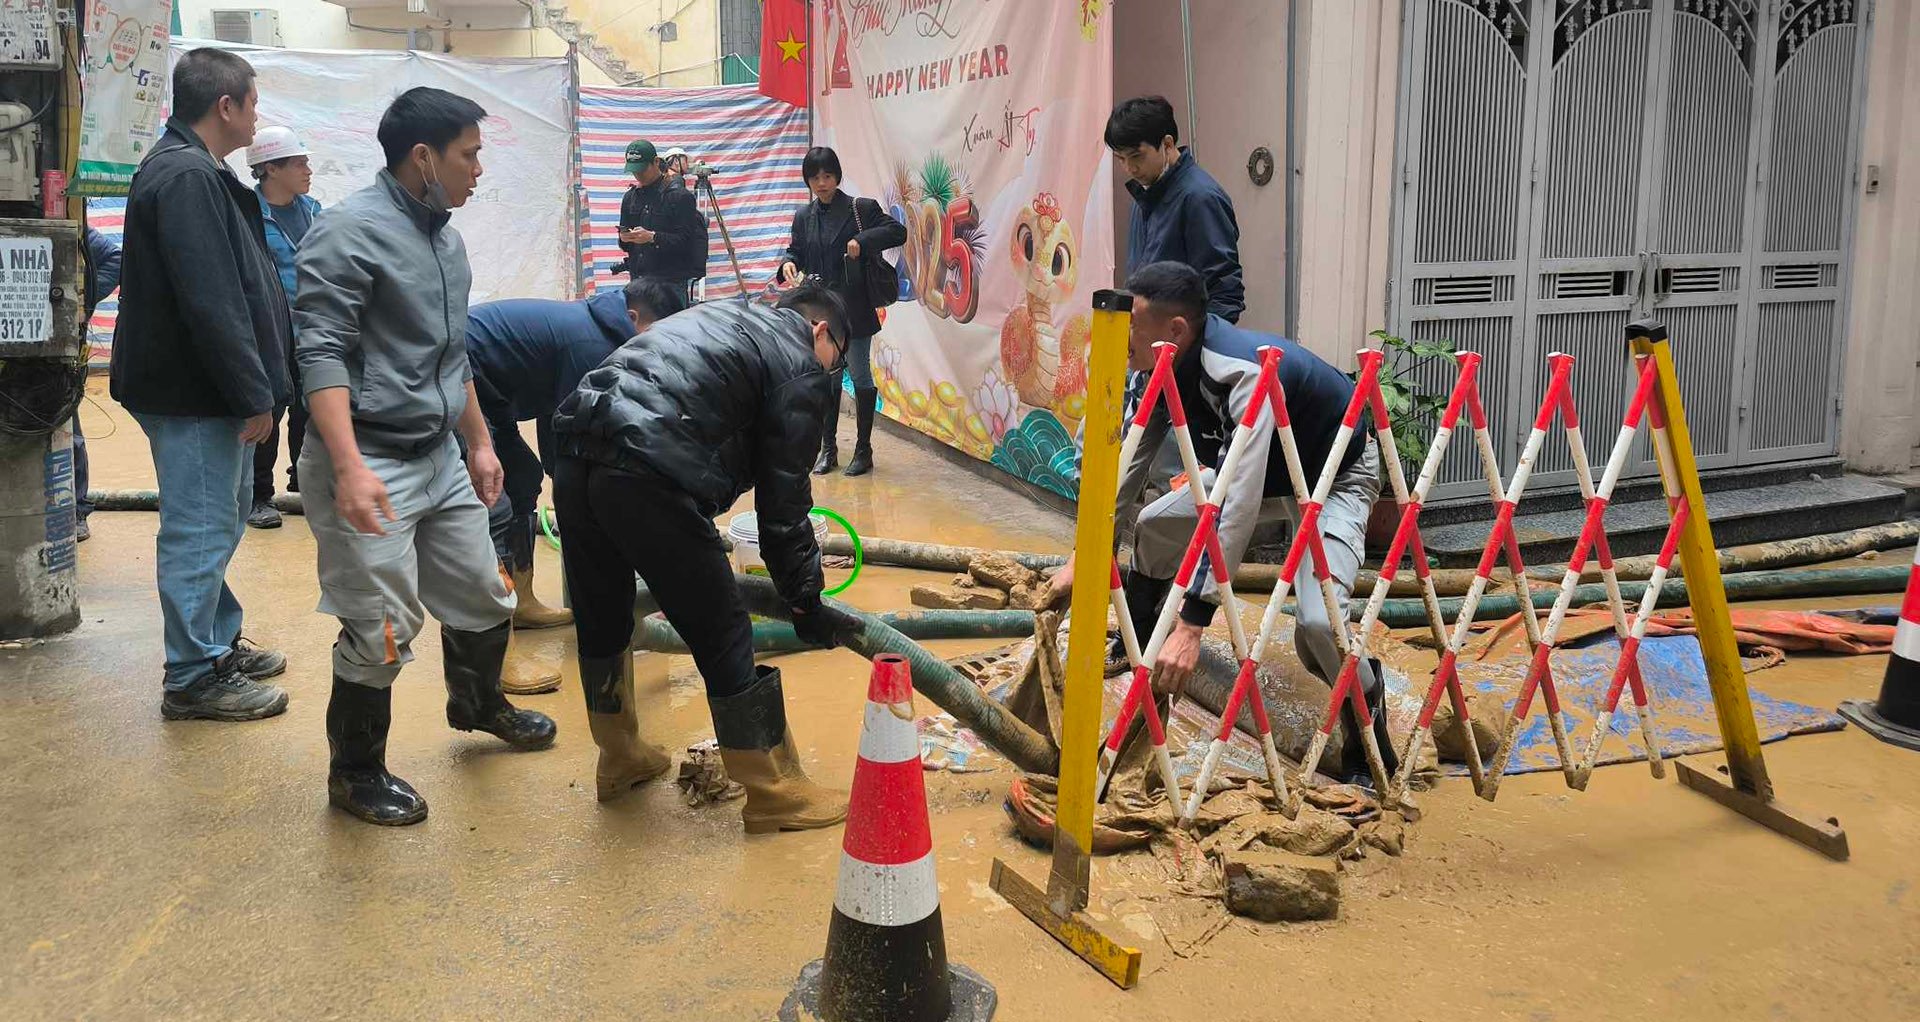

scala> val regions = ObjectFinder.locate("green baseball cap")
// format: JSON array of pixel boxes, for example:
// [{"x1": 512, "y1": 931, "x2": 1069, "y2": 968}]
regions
[{"x1": 624, "y1": 139, "x2": 658, "y2": 170}]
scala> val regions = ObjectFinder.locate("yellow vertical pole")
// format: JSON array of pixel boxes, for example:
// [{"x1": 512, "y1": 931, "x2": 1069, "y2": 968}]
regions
[
  {"x1": 990, "y1": 289, "x2": 1143, "y2": 987},
  {"x1": 1628, "y1": 319, "x2": 1847, "y2": 861},
  {"x1": 1047, "y1": 288, "x2": 1129, "y2": 909}
]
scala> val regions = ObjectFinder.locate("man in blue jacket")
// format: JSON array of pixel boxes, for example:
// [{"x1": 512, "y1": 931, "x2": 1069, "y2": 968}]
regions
[
  {"x1": 109, "y1": 48, "x2": 292, "y2": 722},
  {"x1": 1107, "y1": 95, "x2": 1244, "y2": 324},
  {"x1": 244, "y1": 125, "x2": 323, "y2": 528},
  {"x1": 465, "y1": 277, "x2": 687, "y2": 693},
  {"x1": 73, "y1": 226, "x2": 122, "y2": 543}
]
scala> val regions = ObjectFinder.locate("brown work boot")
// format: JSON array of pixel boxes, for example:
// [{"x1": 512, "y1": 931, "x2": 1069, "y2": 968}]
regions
[
  {"x1": 710, "y1": 665, "x2": 848, "y2": 834},
  {"x1": 580, "y1": 650, "x2": 673, "y2": 802},
  {"x1": 510, "y1": 564, "x2": 574, "y2": 630},
  {"x1": 500, "y1": 627, "x2": 562, "y2": 695}
]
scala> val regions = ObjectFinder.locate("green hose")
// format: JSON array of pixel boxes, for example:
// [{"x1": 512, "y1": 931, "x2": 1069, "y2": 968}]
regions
[{"x1": 632, "y1": 608, "x2": 1036, "y2": 653}]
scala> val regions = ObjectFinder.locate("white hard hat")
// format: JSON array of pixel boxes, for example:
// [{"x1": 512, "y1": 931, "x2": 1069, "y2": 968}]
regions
[
  {"x1": 661, "y1": 146, "x2": 689, "y2": 160},
  {"x1": 247, "y1": 125, "x2": 310, "y2": 167}
]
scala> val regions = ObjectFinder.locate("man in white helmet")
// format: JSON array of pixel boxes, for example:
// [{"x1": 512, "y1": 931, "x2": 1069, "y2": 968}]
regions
[{"x1": 244, "y1": 125, "x2": 323, "y2": 529}]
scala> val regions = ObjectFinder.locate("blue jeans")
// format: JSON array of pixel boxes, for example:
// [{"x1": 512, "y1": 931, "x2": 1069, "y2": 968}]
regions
[
  {"x1": 845, "y1": 334, "x2": 874, "y2": 390},
  {"x1": 133, "y1": 413, "x2": 253, "y2": 691}
]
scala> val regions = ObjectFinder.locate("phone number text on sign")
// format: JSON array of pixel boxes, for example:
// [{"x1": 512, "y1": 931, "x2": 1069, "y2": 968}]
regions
[{"x1": 0, "y1": 238, "x2": 53, "y2": 345}]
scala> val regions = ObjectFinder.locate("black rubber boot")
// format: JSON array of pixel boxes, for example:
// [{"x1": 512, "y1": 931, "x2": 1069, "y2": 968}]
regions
[
  {"x1": 844, "y1": 388, "x2": 878, "y2": 477},
  {"x1": 326, "y1": 676, "x2": 428, "y2": 826},
  {"x1": 814, "y1": 373, "x2": 844, "y2": 475},
  {"x1": 443, "y1": 621, "x2": 558, "y2": 750},
  {"x1": 1337, "y1": 659, "x2": 1399, "y2": 788}
]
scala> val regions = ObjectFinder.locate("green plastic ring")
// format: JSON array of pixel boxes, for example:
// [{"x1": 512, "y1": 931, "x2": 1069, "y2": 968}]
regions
[{"x1": 811, "y1": 505, "x2": 862, "y2": 596}]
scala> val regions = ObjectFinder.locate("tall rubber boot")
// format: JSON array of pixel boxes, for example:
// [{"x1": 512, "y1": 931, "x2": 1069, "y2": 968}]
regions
[
  {"x1": 500, "y1": 625, "x2": 562, "y2": 696},
  {"x1": 507, "y1": 515, "x2": 572, "y2": 630},
  {"x1": 844, "y1": 387, "x2": 878, "y2": 477},
  {"x1": 326, "y1": 675, "x2": 428, "y2": 826},
  {"x1": 814, "y1": 372, "x2": 844, "y2": 475},
  {"x1": 443, "y1": 621, "x2": 558, "y2": 750},
  {"x1": 1337, "y1": 658, "x2": 1399, "y2": 788},
  {"x1": 580, "y1": 649, "x2": 674, "y2": 802},
  {"x1": 709, "y1": 665, "x2": 849, "y2": 834}
]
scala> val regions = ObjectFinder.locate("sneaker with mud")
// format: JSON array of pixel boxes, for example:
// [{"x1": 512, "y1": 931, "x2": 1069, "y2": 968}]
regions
[
  {"x1": 162, "y1": 667, "x2": 291, "y2": 721},
  {"x1": 246, "y1": 500, "x2": 283, "y2": 529},
  {"x1": 221, "y1": 637, "x2": 287, "y2": 680}
]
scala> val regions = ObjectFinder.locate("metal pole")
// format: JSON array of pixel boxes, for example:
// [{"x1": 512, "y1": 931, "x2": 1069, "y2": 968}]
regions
[
  {"x1": 1180, "y1": 0, "x2": 1198, "y2": 156},
  {"x1": 1283, "y1": 0, "x2": 1300, "y2": 337}
]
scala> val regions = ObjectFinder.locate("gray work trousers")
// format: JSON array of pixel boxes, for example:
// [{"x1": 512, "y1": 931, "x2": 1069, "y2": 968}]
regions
[
  {"x1": 1132, "y1": 439, "x2": 1382, "y2": 696},
  {"x1": 299, "y1": 432, "x2": 516, "y2": 689}
]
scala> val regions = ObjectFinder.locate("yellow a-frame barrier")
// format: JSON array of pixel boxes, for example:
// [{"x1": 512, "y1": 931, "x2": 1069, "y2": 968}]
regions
[
  {"x1": 990, "y1": 289, "x2": 1144, "y2": 987},
  {"x1": 1629, "y1": 319, "x2": 1849, "y2": 861}
]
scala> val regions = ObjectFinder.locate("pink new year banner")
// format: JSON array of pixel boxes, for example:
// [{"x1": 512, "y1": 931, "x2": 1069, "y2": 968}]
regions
[{"x1": 814, "y1": 0, "x2": 1113, "y2": 498}]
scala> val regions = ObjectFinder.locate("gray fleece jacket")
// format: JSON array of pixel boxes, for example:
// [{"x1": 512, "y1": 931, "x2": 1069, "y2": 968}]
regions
[{"x1": 294, "y1": 170, "x2": 474, "y2": 459}]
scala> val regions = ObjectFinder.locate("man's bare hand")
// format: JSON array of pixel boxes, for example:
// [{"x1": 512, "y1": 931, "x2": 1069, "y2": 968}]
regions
[
  {"x1": 239, "y1": 412, "x2": 273, "y2": 445},
  {"x1": 335, "y1": 464, "x2": 396, "y2": 537},
  {"x1": 620, "y1": 226, "x2": 655, "y2": 246},
  {"x1": 1044, "y1": 557, "x2": 1076, "y2": 609},
  {"x1": 1151, "y1": 620, "x2": 1203, "y2": 697},
  {"x1": 466, "y1": 445, "x2": 504, "y2": 509},
  {"x1": 780, "y1": 262, "x2": 803, "y2": 287},
  {"x1": 846, "y1": 238, "x2": 862, "y2": 258}
]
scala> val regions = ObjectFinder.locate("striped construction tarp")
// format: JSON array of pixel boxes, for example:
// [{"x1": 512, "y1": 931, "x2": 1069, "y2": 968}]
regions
[
  {"x1": 84, "y1": 198, "x2": 125, "y2": 368},
  {"x1": 577, "y1": 85, "x2": 809, "y2": 300}
]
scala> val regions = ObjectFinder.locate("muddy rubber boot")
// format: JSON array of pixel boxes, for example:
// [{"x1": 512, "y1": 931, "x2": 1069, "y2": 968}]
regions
[
  {"x1": 1336, "y1": 659, "x2": 1398, "y2": 788},
  {"x1": 844, "y1": 388, "x2": 878, "y2": 477},
  {"x1": 443, "y1": 621, "x2": 558, "y2": 750},
  {"x1": 710, "y1": 665, "x2": 848, "y2": 834},
  {"x1": 499, "y1": 626, "x2": 562, "y2": 696},
  {"x1": 506, "y1": 518, "x2": 572, "y2": 630},
  {"x1": 814, "y1": 377, "x2": 843, "y2": 475},
  {"x1": 581, "y1": 650, "x2": 674, "y2": 802},
  {"x1": 326, "y1": 676, "x2": 428, "y2": 826}
]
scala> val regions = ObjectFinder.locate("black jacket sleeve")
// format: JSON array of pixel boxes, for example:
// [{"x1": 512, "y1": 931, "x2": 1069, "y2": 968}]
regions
[
  {"x1": 852, "y1": 197, "x2": 906, "y2": 252},
  {"x1": 751, "y1": 375, "x2": 828, "y2": 611},
  {"x1": 83, "y1": 227, "x2": 122, "y2": 317},
  {"x1": 618, "y1": 188, "x2": 641, "y2": 260},
  {"x1": 649, "y1": 187, "x2": 700, "y2": 251},
  {"x1": 780, "y1": 208, "x2": 805, "y2": 276},
  {"x1": 154, "y1": 171, "x2": 274, "y2": 417}
]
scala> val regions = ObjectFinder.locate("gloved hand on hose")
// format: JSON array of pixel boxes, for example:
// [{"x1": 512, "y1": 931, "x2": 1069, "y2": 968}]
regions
[{"x1": 790, "y1": 601, "x2": 838, "y2": 649}]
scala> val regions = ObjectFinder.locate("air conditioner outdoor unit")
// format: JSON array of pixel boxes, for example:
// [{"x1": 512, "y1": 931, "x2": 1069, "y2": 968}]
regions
[{"x1": 210, "y1": 9, "x2": 283, "y2": 47}]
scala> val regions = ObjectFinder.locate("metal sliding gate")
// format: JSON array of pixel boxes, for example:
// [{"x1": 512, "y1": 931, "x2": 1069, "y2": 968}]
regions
[{"x1": 1389, "y1": 0, "x2": 1872, "y2": 501}]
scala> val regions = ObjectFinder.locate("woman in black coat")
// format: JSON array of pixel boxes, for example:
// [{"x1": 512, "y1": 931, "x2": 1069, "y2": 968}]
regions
[{"x1": 777, "y1": 146, "x2": 907, "y2": 477}]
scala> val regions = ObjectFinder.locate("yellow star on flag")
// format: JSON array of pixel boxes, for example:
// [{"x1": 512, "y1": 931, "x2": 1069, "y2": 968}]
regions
[{"x1": 777, "y1": 30, "x2": 806, "y2": 64}]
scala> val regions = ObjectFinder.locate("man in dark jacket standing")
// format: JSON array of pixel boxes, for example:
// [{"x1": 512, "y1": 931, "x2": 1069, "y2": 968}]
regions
[
  {"x1": 1107, "y1": 95, "x2": 1245, "y2": 323},
  {"x1": 551, "y1": 282, "x2": 849, "y2": 830},
  {"x1": 73, "y1": 226, "x2": 122, "y2": 543},
  {"x1": 296, "y1": 87, "x2": 556, "y2": 827},
  {"x1": 466, "y1": 277, "x2": 687, "y2": 694},
  {"x1": 616, "y1": 138, "x2": 708, "y2": 299},
  {"x1": 108, "y1": 48, "x2": 292, "y2": 722}
]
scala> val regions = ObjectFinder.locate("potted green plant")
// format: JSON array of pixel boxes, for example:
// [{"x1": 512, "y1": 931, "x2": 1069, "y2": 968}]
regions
[{"x1": 1356, "y1": 330, "x2": 1457, "y2": 548}]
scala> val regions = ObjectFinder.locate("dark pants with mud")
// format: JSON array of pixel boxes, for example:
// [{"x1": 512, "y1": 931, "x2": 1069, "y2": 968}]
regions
[{"x1": 553, "y1": 456, "x2": 754, "y2": 699}]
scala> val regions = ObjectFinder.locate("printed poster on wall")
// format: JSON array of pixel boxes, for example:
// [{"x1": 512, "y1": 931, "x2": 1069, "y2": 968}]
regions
[
  {"x1": 814, "y1": 0, "x2": 1113, "y2": 498},
  {"x1": 73, "y1": 0, "x2": 173, "y2": 196}
]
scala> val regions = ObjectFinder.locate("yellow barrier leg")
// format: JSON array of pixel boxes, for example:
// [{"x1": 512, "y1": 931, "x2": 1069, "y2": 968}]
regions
[
  {"x1": 990, "y1": 289, "x2": 1143, "y2": 988},
  {"x1": 1628, "y1": 320, "x2": 1849, "y2": 861}
]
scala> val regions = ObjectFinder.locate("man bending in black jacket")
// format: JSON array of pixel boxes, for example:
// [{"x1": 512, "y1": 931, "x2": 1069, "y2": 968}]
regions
[
  {"x1": 109, "y1": 48, "x2": 293, "y2": 722},
  {"x1": 552, "y1": 282, "x2": 848, "y2": 831}
]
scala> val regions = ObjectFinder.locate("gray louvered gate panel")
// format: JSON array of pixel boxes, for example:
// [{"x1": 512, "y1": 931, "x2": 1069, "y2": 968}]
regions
[
  {"x1": 1389, "y1": 0, "x2": 1536, "y2": 501},
  {"x1": 1389, "y1": 0, "x2": 1868, "y2": 505},
  {"x1": 1743, "y1": 2, "x2": 1866, "y2": 461}
]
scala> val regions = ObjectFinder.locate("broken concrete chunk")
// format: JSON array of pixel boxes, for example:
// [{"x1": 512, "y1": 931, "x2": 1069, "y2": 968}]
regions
[
  {"x1": 969, "y1": 553, "x2": 1040, "y2": 594},
  {"x1": 1358, "y1": 811, "x2": 1407, "y2": 857},
  {"x1": 1256, "y1": 805, "x2": 1356, "y2": 857},
  {"x1": 1007, "y1": 583, "x2": 1044, "y2": 610},
  {"x1": 910, "y1": 584, "x2": 1009, "y2": 610},
  {"x1": 1431, "y1": 692, "x2": 1503, "y2": 764},
  {"x1": 1191, "y1": 788, "x2": 1267, "y2": 834},
  {"x1": 1223, "y1": 848, "x2": 1340, "y2": 922},
  {"x1": 951, "y1": 573, "x2": 977, "y2": 588}
]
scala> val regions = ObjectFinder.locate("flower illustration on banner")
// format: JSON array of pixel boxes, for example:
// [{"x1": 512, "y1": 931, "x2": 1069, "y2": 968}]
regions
[
  {"x1": 1079, "y1": 0, "x2": 1104, "y2": 40},
  {"x1": 971, "y1": 369, "x2": 1020, "y2": 442}
]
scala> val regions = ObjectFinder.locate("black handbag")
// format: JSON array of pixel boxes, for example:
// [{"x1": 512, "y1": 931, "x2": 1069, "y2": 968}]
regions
[{"x1": 850, "y1": 199, "x2": 900, "y2": 309}]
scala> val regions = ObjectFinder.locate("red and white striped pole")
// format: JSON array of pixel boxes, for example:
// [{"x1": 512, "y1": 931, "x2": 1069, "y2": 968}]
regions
[
  {"x1": 1480, "y1": 354, "x2": 1660, "y2": 800},
  {"x1": 1838, "y1": 543, "x2": 1920, "y2": 750},
  {"x1": 1401, "y1": 357, "x2": 1572, "y2": 797},
  {"x1": 1572, "y1": 497, "x2": 1684, "y2": 787},
  {"x1": 793, "y1": 654, "x2": 995, "y2": 1022}
]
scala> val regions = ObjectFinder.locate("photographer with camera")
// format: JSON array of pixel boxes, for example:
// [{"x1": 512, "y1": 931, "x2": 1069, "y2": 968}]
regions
[
  {"x1": 615, "y1": 139, "x2": 708, "y2": 301},
  {"x1": 777, "y1": 146, "x2": 906, "y2": 478}
]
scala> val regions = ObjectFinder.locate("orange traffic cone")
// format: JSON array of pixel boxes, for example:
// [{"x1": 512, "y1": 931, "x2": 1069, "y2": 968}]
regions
[
  {"x1": 779, "y1": 654, "x2": 996, "y2": 1022},
  {"x1": 1839, "y1": 543, "x2": 1920, "y2": 751}
]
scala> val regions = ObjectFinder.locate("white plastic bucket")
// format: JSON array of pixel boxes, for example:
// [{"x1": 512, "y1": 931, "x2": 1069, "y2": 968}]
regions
[{"x1": 728, "y1": 510, "x2": 830, "y2": 577}]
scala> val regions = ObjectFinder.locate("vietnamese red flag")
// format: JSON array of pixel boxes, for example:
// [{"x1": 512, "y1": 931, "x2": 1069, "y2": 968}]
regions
[{"x1": 758, "y1": 0, "x2": 809, "y2": 108}]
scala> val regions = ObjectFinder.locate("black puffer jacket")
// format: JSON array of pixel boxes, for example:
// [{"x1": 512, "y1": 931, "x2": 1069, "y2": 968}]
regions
[{"x1": 554, "y1": 299, "x2": 829, "y2": 610}]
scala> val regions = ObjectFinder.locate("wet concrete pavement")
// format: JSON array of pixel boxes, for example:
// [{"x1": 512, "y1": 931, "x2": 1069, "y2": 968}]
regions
[{"x1": 4, "y1": 385, "x2": 1918, "y2": 1020}]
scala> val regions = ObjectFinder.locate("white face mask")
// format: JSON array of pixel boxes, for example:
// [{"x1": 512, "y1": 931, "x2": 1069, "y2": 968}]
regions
[{"x1": 418, "y1": 151, "x2": 452, "y2": 214}]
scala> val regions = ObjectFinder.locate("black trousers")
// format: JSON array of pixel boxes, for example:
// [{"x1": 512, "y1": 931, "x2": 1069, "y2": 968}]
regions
[
  {"x1": 553, "y1": 456, "x2": 754, "y2": 698},
  {"x1": 251, "y1": 401, "x2": 310, "y2": 502},
  {"x1": 485, "y1": 417, "x2": 549, "y2": 565}
]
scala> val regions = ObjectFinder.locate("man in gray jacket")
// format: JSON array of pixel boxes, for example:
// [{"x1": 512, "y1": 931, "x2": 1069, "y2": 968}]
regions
[{"x1": 295, "y1": 87, "x2": 556, "y2": 827}]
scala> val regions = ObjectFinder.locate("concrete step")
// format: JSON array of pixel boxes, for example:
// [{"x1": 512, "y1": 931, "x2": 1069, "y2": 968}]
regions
[{"x1": 1419, "y1": 474, "x2": 1907, "y2": 568}]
